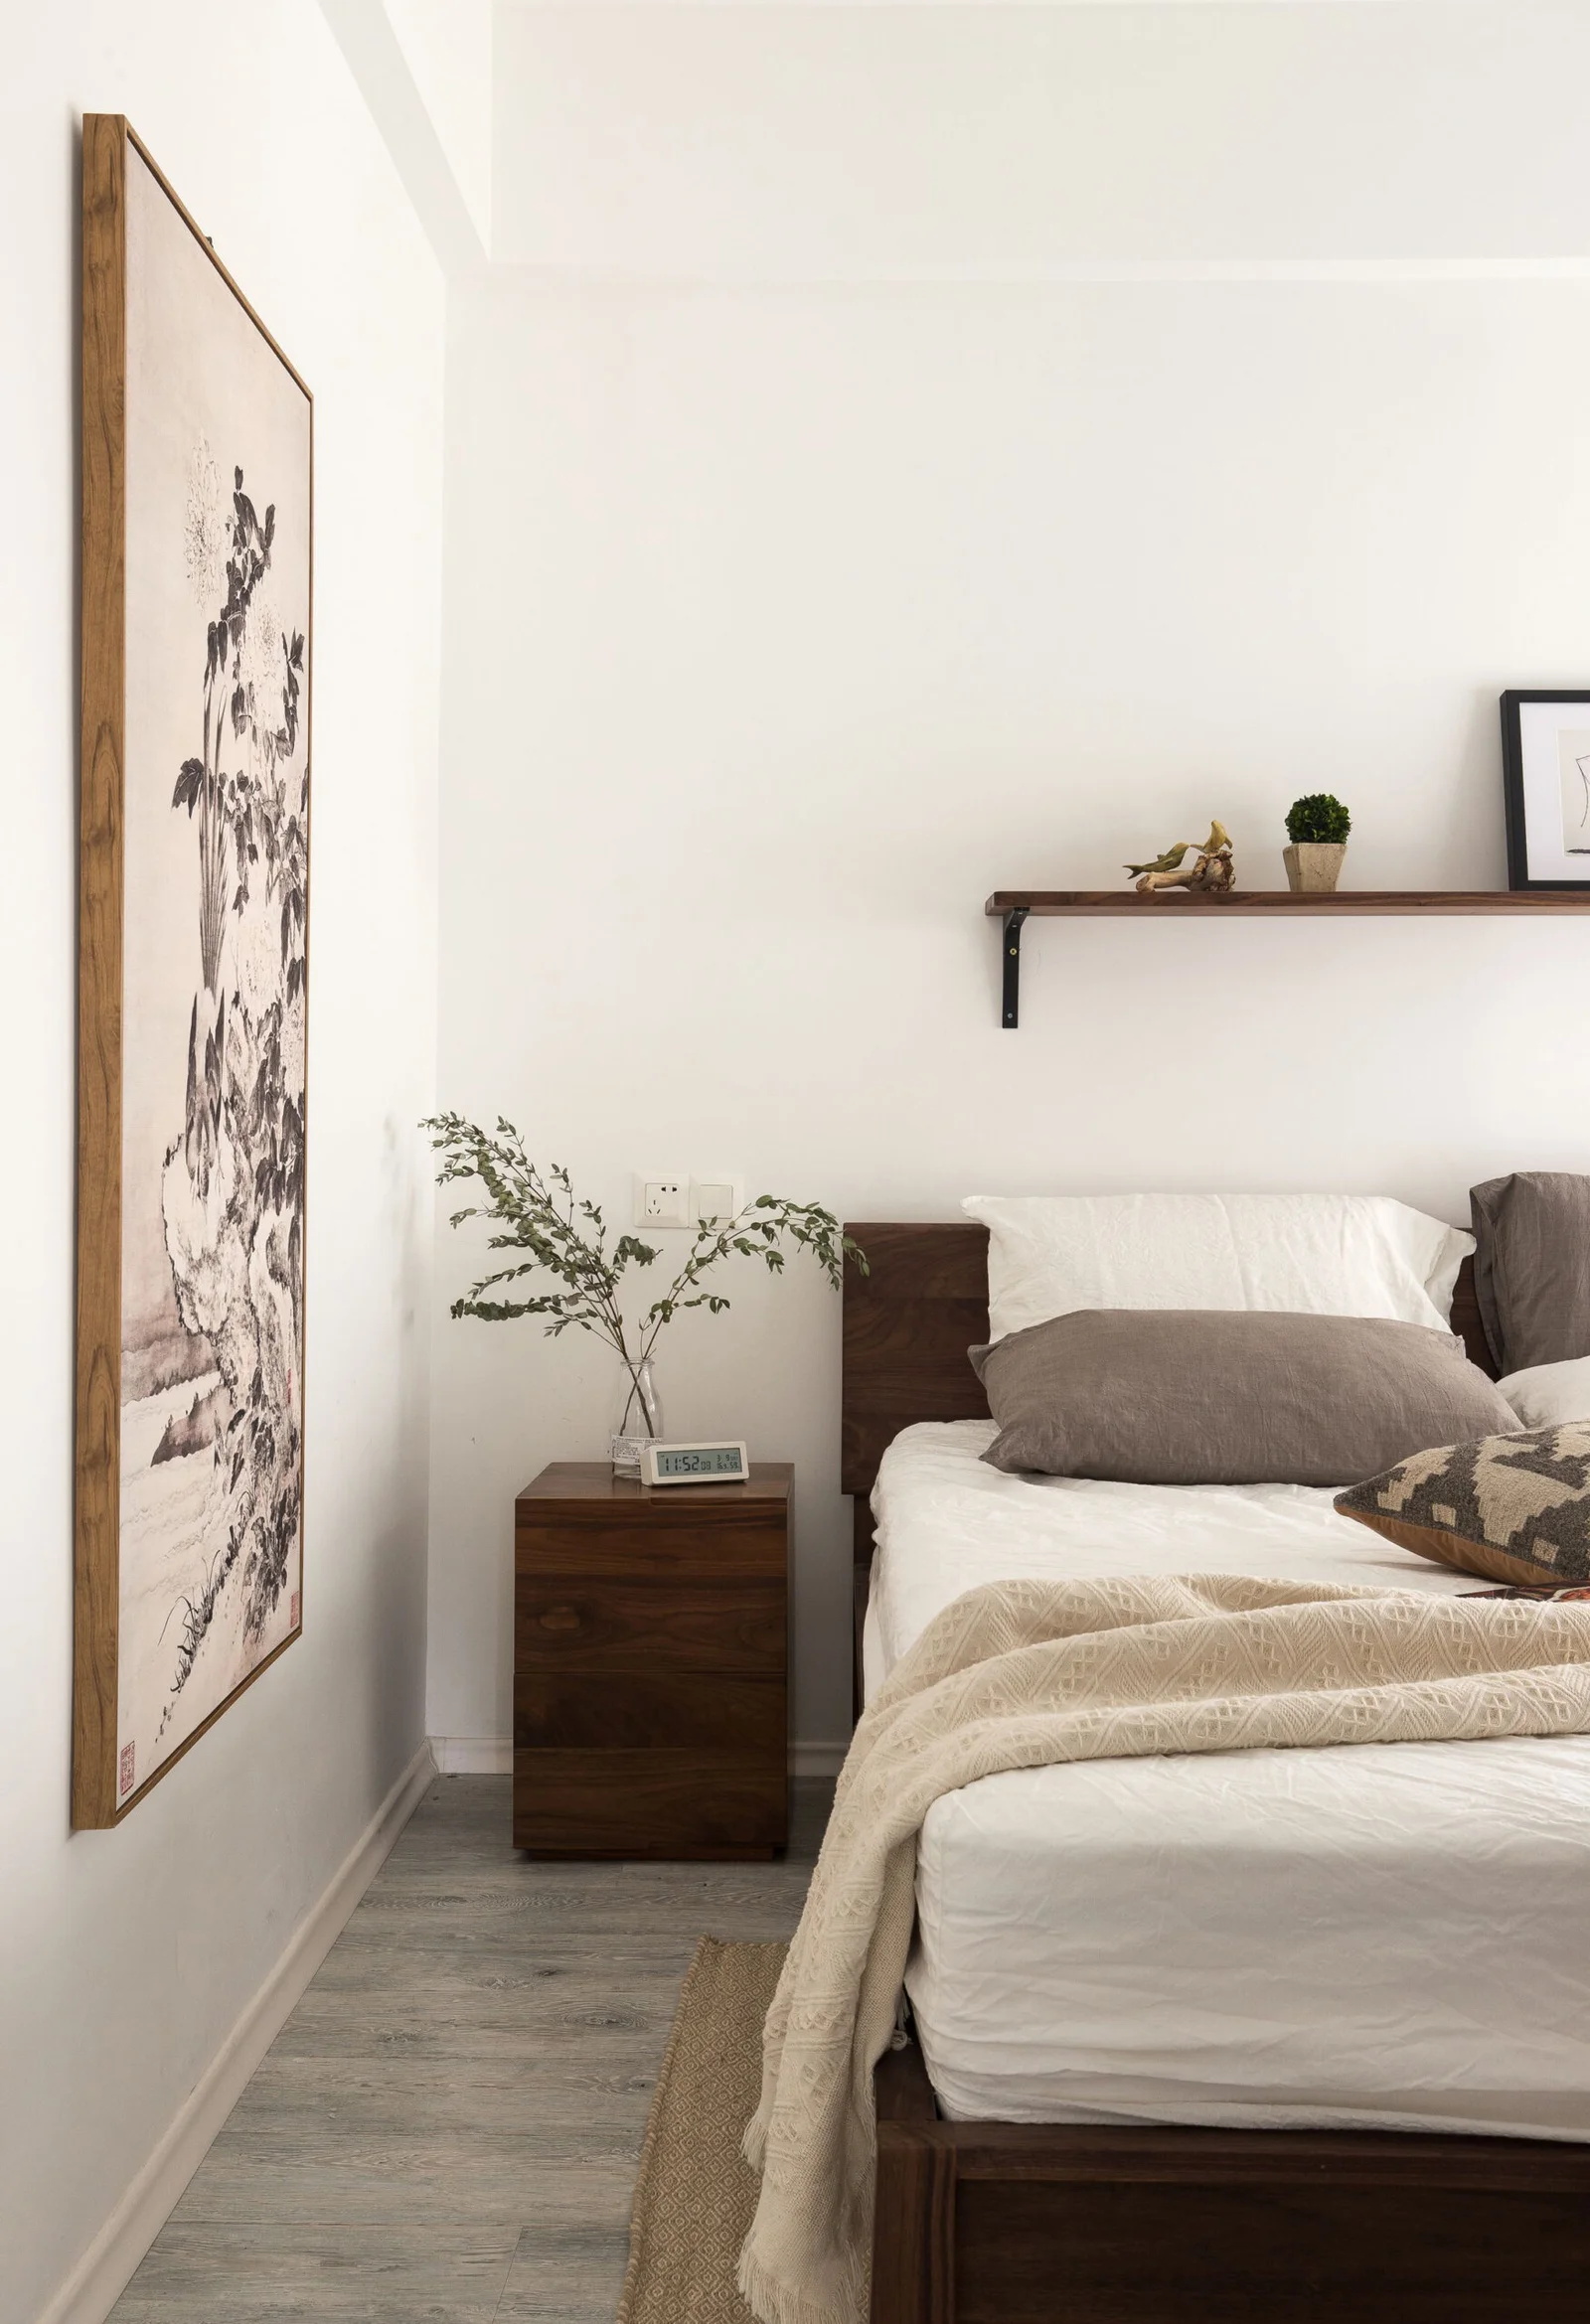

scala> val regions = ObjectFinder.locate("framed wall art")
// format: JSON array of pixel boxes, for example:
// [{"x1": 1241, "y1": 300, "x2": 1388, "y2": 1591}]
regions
[
  {"x1": 76, "y1": 116, "x2": 312, "y2": 1826},
  {"x1": 1502, "y1": 689, "x2": 1590, "y2": 891}
]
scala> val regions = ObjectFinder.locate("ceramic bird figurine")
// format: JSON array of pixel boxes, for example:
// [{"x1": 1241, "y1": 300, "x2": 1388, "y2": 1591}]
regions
[{"x1": 1124, "y1": 842, "x2": 1192, "y2": 878}]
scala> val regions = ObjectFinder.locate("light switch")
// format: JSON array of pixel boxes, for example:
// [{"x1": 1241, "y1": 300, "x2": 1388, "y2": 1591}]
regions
[{"x1": 693, "y1": 1176, "x2": 743, "y2": 1226}]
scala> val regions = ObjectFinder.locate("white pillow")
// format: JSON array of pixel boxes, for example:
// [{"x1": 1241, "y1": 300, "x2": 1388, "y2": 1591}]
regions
[
  {"x1": 1499, "y1": 1356, "x2": 1590, "y2": 1430},
  {"x1": 961, "y1": 1192, "x2": 1473, "y2": 1342}
]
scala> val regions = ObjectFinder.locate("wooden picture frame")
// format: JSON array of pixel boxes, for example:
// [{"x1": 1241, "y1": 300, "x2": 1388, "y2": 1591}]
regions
[
  {"x1": 76, "y1": 116, "x2": 312, "y2": 1826},
  {"x1": 1502, "y1": 689, "x2": 1590, "y2": 890}
]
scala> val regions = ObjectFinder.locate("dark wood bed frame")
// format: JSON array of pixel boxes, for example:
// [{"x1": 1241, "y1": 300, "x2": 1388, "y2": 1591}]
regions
[{"x1": 843, "y1": 1223, "x2": 1590, "y2": 2323}]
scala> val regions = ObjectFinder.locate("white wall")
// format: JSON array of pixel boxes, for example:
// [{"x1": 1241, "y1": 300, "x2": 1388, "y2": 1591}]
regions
[
  {"x1": 385, "y1": 0, "x2": 493, "y2": 249},
  {"x1": 0, "y1": 9, "x2": 442, "y2": 2319},
  {"x1": 426, "y1": 1, "x2": 1590, "y2": 1767}
]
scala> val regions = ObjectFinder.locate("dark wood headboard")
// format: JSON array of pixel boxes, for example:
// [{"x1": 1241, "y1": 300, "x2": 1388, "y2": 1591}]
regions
[{"x1": 841, "y1": 1221, "x2": 1496, "y2": 1564}]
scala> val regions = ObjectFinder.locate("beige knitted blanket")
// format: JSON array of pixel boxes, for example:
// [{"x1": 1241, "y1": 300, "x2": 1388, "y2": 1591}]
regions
[{"x1": 736, "y1": 1572, "x2": 1590, "y2": 2324}]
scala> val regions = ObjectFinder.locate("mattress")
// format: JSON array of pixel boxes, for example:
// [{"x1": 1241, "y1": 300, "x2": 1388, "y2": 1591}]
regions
[{"x1": 868, "y1": 1420, "x2": 1590, "y2": 2138}]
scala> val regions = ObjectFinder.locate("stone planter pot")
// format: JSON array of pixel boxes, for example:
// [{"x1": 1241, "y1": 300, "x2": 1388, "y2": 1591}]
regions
[{"x1": 1284, "y1": 843, "x2": 1347, "y2": 894}]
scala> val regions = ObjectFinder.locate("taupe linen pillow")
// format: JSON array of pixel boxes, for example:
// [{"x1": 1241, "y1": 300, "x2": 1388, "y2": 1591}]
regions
[
  {"x1": 1471, "y1": 1172, "x2": 1590, "y2": 1374},
  {"x1": 1336, "y1": 1421, "x2": 1590, "y2": 1590},
  {"x1": 971, "y1": 1310, "x2": 1518, "y2": 1486}
]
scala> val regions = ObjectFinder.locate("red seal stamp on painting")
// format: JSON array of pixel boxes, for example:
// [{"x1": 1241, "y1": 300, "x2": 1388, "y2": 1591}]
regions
[
  {"x1": 118, "y1": 1742, "x2": 135, "y2": 1798},
  {"x1": 290, "y1": 1591, "x2": 300, "y2": 1629}
]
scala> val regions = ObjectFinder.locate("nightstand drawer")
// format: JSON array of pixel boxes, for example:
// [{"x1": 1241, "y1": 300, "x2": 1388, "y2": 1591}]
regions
[
  {"x1": 515, "y1": 1671, "x2": 785, "y2": 1754},
  {"x1": 516, "y1": 1576, "x2": 785, "y2": 1674},
  {"x1": 516, "y1": 1512, "x2": 787, "y2": 1578},
  {"x1": 513, "y1": 1749, "x2": 786, "y2": 1856}
]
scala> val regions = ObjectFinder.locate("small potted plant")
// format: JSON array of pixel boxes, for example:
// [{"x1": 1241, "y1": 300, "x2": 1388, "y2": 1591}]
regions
[{"x1": 1283, "y1": 794, "x2": 1351, "y2": 893}]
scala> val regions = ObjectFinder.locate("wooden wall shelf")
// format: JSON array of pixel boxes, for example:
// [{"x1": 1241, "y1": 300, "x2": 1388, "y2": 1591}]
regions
[{"x1": 986, "y1": 889, "x2": 1590, "y2": 1025}]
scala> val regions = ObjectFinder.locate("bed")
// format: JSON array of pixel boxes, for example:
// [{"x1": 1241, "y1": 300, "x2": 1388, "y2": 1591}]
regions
[{"x1": 843, "y1": 1222, "x2": 1590, "y2": 2324}]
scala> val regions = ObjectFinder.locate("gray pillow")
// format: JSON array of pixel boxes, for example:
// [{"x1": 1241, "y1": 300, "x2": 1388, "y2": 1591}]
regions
[
  {"x1": 1471, "y1": 1172, "x2": 1590, "y2": 1374},
  {"x1": 971, "y1": 1310, "x2": 1520, "y2": 1486}
]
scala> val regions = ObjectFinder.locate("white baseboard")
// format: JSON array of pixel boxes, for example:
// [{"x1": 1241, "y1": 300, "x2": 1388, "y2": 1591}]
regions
[
  {"x1": 431, "y1": 1735, "x2": 850, "y2": 1780},
  {"x1": 38, "y1": 1740, "x2": 436, "y2": 2324},
  {"x1": 430, "y1": 1734, "x2": 512, "y2": 1774}
]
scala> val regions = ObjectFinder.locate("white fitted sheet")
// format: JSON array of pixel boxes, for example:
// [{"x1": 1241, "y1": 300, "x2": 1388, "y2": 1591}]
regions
[{"x1": 868, "y1": 1422, "x2": 1590, "y2": 2137}]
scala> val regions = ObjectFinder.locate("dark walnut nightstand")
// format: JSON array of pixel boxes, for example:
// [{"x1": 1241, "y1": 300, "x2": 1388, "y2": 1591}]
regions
[{"x1": 513, "y1": 1462, "x2": 792, "y2": 1858}]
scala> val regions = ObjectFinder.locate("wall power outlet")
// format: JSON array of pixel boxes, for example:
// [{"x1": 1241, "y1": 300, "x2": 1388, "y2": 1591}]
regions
[
  {"x1": 636, "y1": 1176, "x2": 690, "y2": 1229},
  {"x1": 632, "y1": 1174, "x2": 744, "y2": 1229}
]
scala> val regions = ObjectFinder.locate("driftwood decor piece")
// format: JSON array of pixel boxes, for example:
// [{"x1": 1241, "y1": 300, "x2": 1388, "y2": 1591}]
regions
[
  {"x1": 76, "y1": 116, "x2": 312, "y2": 1826},
  {"x1": 1127, "y1": 820, "x2": 1235, "y2": 895}
]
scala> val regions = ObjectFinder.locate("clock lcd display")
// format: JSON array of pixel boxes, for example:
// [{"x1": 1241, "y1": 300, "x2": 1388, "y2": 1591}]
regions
[{"x1": 657, "y1": 1447, "x2": 743, "y2": 1477}]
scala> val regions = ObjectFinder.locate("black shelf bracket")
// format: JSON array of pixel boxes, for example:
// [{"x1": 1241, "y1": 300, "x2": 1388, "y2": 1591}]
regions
[{"x1": 1000, "y1": 906, "x2": 1030, "y2": 1028}]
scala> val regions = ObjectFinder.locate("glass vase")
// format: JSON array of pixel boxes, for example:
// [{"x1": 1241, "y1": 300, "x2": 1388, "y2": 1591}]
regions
[{"x1": 609, "y1": 1354, "x2": 664, "y2": 1477}]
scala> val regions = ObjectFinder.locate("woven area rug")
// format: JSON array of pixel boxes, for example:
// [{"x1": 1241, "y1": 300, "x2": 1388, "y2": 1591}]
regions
[{"x1": 617, "y1": 1937, "x2": 787, "y2": 2324}]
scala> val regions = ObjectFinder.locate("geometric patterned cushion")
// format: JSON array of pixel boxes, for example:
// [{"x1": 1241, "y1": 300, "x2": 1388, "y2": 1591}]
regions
[{"x1": 1335, "y1": 1421, "x2": 1590, "y2": 1589}]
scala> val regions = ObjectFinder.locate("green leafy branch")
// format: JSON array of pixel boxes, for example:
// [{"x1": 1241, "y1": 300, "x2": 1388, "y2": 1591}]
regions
[{"x1": 421, "y1": 1113, "x2": 868, "y2": 1384}]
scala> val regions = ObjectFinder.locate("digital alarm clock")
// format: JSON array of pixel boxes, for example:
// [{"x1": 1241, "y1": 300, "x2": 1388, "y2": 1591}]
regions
[{"x1": 643, "y1": 1440, "x2": 750, "y2": 1486}]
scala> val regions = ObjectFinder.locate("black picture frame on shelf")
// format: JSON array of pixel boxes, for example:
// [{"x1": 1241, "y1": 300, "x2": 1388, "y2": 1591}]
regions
[{"x1": 1502, "y1": 689, "x2": 1590, "y2": 890}]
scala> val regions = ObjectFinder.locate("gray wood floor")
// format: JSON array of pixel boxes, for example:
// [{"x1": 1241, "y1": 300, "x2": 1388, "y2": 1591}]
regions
[{"x1": 108, "y1": 1774, "x2": 833, "y2": 2323}]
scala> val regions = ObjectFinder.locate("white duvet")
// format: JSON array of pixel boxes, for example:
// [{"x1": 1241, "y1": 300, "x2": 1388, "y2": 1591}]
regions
[{"x1": 868, "y1": 1422, "x2": 1590, "y2": 2138}]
